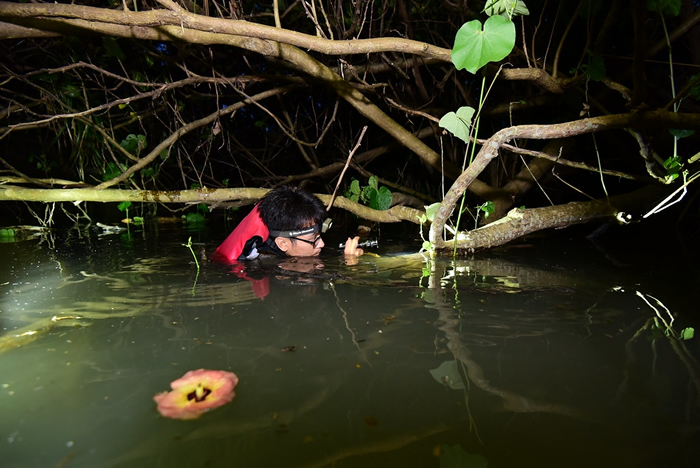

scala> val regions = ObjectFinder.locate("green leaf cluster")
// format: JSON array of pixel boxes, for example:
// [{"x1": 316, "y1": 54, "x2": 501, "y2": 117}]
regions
[
  {"x1": 344, "y1": 176, "x2": 393, "y2": 210},
  {"x1": 0, "y1": 228, "x2": 16, "y2": 243},
  {"x1": 680, "y1": 327, "x2": 695, "y2": 340},
  {"x1": 483, "y1": 0, "x2": 530, "y2": 19},
  {"x1": 183, "y1": 203, "x2": 209, "y2": 226},
  {"x1": 120, "y1": 134, "x2": 147, "y2": 157},
  {"x1": 478, "y1": 200, "x2": 495, "y2": 219},
  {"x1": 184, "y1": 212, "x2": 205, "y2": 225}
]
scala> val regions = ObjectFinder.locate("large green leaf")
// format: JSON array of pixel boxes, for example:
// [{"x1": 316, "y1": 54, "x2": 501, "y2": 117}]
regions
[
  {"x1": 452, "y1": 16, "x2": 515, "y2": 74},
  {"x1": 439, "y1": 106, "x2": 475, "y2": 144},
  {"x1": 369, "y1": 186, "x2": 392, "y2": 211}
]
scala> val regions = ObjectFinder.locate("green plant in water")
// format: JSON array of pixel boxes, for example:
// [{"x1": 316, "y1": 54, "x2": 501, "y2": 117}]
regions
[
  {"x1": 183, "y1": 203, "x2": 209, "y2": 226},
  {"x1": 417, "y1": 202, "x2": 440, "y2": 256},
  {"x1": 182, "y1": 236, "x2": 200, "y2": 271},
  {"x1": 436, "y1": 4, "x2": 523, "y2": 256},
  {"x1": 636, "y1": 290, "x2": 695, "y2": 341},
  {"x1": 0, "y1": 228, "x2": 16, "y2": 243},
  {"x1": 118, "y1": 200, "x2": 131, "y2": 219},
  {"x1": 344, "y1": 176, "x2": 392, "y2": 210}
]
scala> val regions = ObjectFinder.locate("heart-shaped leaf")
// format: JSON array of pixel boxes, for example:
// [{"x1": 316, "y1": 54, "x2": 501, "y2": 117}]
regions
[
  {"x1": 369, "y1": 186, "x2": 392, "y2": 211},
  {"x1": 451, "y1": 15, "x2": 515, "y2": 74},
  {"x1": 439, "y1": 106, "x2": 475, "y2": 143}
]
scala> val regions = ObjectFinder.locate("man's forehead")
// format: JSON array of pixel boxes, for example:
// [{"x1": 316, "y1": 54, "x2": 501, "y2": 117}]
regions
[{"x1": 268, "y1": 218, "x2": 331, "y2": 238}]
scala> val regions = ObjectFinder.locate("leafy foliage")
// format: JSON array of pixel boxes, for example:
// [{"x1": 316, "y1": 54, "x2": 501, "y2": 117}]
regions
[
  {"x1": 680, "y1": 327, "x2": 695, "y2": 340},
  {"x1": 120, "y1": 134, "x2": 147, "y2": 157},
  {"x1": 0, "y1": 228, "x2": 16, "y2": 242},
  {"x1": 345, "y1": 176, "x2": 393, "y2": 210},
  {"x1": 483, "y1": 0, "x2": 530, "y2": 19},
  {"x1": 104, "y1": 162, "x2": 127, "y2": 182}
]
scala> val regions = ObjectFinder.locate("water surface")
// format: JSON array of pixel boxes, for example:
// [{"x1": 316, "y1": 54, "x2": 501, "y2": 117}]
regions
[{"x1": 1, "y1": 225, "x2": 698, "y2": 467}]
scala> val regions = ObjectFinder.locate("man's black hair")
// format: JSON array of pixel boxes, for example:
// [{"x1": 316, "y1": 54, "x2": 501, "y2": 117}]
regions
[{"x1": 258, "y1": 186, "x2": 326, "y2": 234}]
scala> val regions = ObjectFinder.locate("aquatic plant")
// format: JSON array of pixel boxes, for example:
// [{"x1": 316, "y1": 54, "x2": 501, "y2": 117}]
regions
[{"x1": 153, "y1": 369, "x2": 239, "y2": 420}]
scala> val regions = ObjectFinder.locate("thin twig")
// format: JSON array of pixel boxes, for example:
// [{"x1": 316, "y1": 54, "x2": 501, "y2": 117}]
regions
[{"x1": 327, "y1": 125, "x2": 368, "y2": 211}]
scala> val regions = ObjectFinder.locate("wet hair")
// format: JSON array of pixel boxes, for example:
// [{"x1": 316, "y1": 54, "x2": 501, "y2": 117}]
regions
[{"x1": 258, "y1": 186, "x2": 326, "y2": 235}]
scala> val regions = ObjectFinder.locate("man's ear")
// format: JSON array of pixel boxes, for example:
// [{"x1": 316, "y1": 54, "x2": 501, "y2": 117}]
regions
[{"x1": 274, "y1": 237, "x2": 290, "y2": 252}]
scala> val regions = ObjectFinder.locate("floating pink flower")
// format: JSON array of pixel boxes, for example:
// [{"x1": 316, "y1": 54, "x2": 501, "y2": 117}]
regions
[{"x1": 154, "y1": 369, "x2": 239, "y2": 420}]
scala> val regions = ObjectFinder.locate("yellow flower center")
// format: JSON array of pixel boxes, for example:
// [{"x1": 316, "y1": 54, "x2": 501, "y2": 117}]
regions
[{"x1": 187, "y1": 383, "x2": 212, "y2": 402}]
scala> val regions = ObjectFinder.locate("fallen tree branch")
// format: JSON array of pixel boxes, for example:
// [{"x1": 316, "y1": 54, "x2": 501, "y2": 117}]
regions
[
  {"x1": 430, "y1": 109, "x2": 700, "y2": 248},
  {"x1": 0, "y1": 185, "x2": 424, "y2": 224},
  {"x1": 438, "y1": 185, "x2": 668, "y2": 254}
]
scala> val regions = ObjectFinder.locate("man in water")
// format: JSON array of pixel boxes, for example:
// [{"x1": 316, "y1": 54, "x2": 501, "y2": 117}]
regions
[{"x1": 214, "y1": 185, "x2": 364, "y2": 262}]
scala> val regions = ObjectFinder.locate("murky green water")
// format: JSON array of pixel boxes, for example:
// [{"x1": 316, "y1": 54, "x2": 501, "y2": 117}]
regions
[{"x1": 1, "y1": 225, "x2": 698, "y2": 467}]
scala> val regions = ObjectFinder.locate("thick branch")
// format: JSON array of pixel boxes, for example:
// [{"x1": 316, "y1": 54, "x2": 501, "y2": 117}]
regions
[
  {"x1": 497, "y1": 68, "x2": 567, "y2": 94},
  {"x1": 0, "y1": 185, "x2": 423, "y2": 224},
  {"x1": 429, "y1": 110, "x2": 700, "y2": 247},
  {"x1": 439, "y1": 185, "x2": 667, "y2": 254},
  {"x1": 0, "y1": 2, "x2": 451, "y2": 61}
]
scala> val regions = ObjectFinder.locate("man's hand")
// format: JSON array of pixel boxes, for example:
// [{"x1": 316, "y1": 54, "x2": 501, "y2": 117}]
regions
[{"x1": 343, "y1": 236, "x2": 364, "y2": 262}]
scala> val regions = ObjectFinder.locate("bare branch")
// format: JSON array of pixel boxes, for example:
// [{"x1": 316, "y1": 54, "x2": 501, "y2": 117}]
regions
[{"x1": 0, "y1": 2, "x2": 452, "y2": 61}]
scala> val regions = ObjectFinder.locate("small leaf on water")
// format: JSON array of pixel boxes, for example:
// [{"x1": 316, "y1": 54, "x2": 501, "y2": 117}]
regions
[{"x1": 680, "y1": 327, "x2": 694, "y2": 340}]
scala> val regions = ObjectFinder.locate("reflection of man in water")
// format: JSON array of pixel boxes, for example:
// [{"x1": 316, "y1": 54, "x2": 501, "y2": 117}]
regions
[{"x1": 214, "y1": 185, "x2": 363, "y2": 263}]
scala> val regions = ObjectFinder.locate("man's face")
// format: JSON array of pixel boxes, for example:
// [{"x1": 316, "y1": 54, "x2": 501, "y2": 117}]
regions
[{"x1": 281, "y1": 232, "x2": 325, "y2": 257}]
